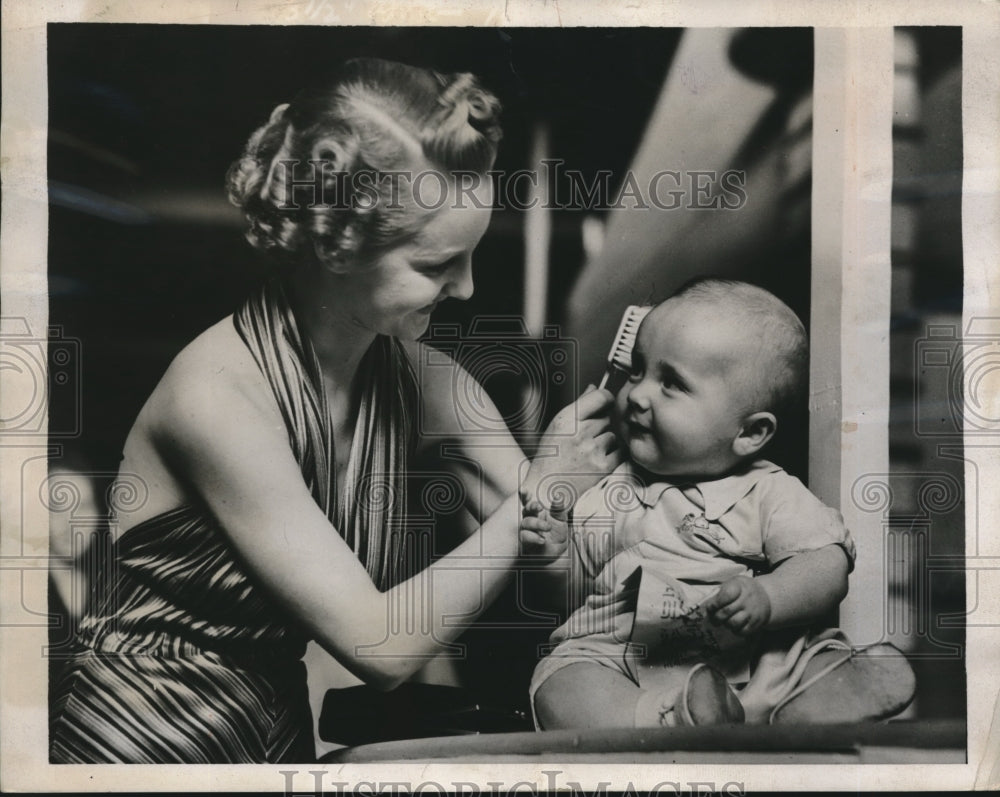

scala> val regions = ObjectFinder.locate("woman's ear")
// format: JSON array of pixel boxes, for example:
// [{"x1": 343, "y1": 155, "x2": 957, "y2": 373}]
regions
[
  {"x1": 309, "y1": 136, "x2": 354, "y2": 211},
  {"x1": 310, "y1": 135, "x2": 355, "y2": 173},
  {"x1": 733, "y1": 412, "x2": 777, "y2": 458},
  {"x1": 313, "y1": 240, "x2": 354, "y2": 275}
]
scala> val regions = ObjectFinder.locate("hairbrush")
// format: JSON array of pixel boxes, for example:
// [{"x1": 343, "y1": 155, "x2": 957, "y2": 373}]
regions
[{"x1": 598, "y1": 305, "x2": 652, "y2": 390}]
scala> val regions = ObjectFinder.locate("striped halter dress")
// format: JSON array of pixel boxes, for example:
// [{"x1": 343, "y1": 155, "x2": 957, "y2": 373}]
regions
[{"x1": 49, "y1": 279, "x2": 417, "y2": 763}]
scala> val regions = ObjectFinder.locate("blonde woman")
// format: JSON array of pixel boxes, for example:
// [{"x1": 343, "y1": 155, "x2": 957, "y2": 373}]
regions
[{"x1": 50, "y1": 58, "x2": 619, "y2": 763}]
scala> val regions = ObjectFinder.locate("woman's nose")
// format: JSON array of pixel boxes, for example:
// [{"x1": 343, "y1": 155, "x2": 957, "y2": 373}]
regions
[{"x1": 446, "y1": 259, "x2": 475, "y2": 301}]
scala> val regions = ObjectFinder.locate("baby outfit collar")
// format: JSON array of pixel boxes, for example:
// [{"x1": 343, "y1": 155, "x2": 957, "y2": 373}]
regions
[{"x1": 632, "y1": 460, "x2": 783, "y2": 520}]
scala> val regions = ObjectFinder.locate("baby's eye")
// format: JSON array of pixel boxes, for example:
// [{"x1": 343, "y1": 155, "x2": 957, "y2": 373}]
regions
[
  {"x1": 419, "y1": 262, "x2": 450, "y2": 276},
  {"x1": 660, "y1": 375, "x2": 689, "y2": 395},
  {"x1": 656, "y1": 365, "x2": 686, "y2": 393}
]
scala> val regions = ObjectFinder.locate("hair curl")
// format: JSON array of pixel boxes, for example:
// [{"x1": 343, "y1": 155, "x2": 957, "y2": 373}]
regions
[{"x1": 226, "y1": 58, "x2": 502, "y2": 267}]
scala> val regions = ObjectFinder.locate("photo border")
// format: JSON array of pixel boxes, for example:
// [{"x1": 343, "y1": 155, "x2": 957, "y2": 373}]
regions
[{"x1": 2, "y1": 0, "x2": 998, "y2": 792}]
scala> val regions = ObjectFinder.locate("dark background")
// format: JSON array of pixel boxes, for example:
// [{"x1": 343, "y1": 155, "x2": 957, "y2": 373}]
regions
[
  {"x1": 47, "y1": 25, "x2": 680, "y2": 471},
  {"x1": 46, "y1": 22, "x2": 684, "y2": 723}
]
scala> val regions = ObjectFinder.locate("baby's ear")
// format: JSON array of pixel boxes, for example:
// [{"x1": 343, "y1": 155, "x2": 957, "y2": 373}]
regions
[{"x1": 733, "y1": 412, "x2": 777, "y2": 458}]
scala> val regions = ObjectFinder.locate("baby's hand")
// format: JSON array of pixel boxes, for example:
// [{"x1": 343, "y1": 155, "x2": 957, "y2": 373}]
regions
[
  {"x1": 703, "y1": 576, "x2": 771, "y2": 636},
  {"x1": 519, "y1": 498, "x2": 570, "y2": 564}
]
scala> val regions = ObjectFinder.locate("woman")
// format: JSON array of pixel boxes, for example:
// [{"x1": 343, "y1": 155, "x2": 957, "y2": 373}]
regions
[{"x1": 49, "y1": 58, "x2": 620, "y2": 763}]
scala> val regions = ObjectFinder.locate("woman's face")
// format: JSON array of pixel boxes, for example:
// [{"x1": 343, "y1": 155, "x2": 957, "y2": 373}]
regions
[{"x1": 340, "y1": 177, "x2": 495, "y2": 340}]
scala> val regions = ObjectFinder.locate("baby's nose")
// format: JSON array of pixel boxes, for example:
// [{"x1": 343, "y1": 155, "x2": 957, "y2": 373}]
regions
[{"x1": 626, "y1": 381, "x2": 651, "y2": 409}]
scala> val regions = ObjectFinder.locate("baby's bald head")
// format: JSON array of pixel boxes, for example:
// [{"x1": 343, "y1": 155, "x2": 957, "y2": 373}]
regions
[{"x1": 659, "y1": 279, "x2": 808, "y2": 422}]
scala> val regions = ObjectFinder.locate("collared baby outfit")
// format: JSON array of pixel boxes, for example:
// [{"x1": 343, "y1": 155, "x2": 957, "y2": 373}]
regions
[{"x1": 529, "y1": 460, "x2": 857, "y2": 726}]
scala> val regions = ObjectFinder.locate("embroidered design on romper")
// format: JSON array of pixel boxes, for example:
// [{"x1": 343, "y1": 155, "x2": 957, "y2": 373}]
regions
[{"x1": 678, "y1": 511, "x2": 725, "y2": 545}]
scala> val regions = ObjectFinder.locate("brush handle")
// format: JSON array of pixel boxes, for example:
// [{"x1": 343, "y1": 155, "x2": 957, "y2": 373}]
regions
[{"x1": 598, "y1": 370, "x2": 611, "y2": 390}]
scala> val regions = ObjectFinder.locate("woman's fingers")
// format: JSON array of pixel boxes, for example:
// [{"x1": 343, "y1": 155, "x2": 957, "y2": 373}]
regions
[
  {"x1": 604, "y1": 446, "x2": 624, "y2": 470},
  {"x1": 523, "y1": 390, "x2": 622, "y2": 506},
  {"x1": 596, "y1": 430, "x2": 619, "y2": 454},
  {"x1": 545, "y1": 394, "x2": 609, "y2": 437},
  {"x1": 574, "y1": 387, "x2": 615, "y2": 419}
]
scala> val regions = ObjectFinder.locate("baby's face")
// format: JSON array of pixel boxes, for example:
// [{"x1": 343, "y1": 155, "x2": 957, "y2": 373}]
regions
[{"x1": 615, "y1": 300, "x2": 751, "y2": 479}]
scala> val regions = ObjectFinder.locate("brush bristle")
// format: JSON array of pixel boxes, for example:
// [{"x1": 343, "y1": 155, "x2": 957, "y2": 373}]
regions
[{"x1": 606, "y1": 305, "x2": 652, "y2": 371}]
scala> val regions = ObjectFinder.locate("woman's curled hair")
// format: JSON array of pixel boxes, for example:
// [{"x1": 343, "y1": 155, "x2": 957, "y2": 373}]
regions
[{"x1": 226, "y1": 58, "x2": 502, "y2": 266}]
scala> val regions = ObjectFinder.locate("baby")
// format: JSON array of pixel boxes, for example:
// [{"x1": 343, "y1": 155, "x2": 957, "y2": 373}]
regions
[{"x1": 521, "y1": 279, "x2": 859, "y2": 729}]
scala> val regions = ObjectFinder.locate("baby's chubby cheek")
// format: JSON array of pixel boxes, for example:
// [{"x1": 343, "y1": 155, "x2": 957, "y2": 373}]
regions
[
  {"x1": 612, "y1": 387, "x2": 630, "y2": 423},
  {"x1": 611, "y1": 402, "x2": 630, "y2": 445}
]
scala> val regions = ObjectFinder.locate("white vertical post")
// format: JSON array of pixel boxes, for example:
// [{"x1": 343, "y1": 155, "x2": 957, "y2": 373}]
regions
[
  {"x1": 965, "y1": 25, "x2": 1000, "y2": 791},
  {"x1": 810, "y1": 28, "x2": 894, "y2": 646}
]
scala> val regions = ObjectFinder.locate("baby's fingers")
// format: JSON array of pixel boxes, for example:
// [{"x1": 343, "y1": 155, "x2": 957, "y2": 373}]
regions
[
  {"x1": 703, "y1": 588, "x2": 733, "y2": 615},
  {"x1": 521, "y1": 498, "x2": 547, "y2": 518},
  {"x1": 707, "y1": 594, "x2": 746, "y2": 622},
  {"x1": 519, "y1": 527, "x2": 557, "y2": 554},
  {"x1": 705, "y1": 578, "x2": 749, "y2": 614},
  {"x1": 520, "y1": 516, "x2": 551, "y2": 534},
  {"x1": 710, "y1": 602, "x2": 736, "y2": 623},
  {"x1": 721, "y1": 609, "x2": 753, "y2": 634}
]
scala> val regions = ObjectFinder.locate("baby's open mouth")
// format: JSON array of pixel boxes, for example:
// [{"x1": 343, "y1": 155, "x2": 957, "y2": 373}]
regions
[{"x1": 625, "y1": 418, "x2": 650, "y2": 435}]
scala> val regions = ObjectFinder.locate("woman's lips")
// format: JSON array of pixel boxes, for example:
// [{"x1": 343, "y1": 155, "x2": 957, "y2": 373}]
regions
[{"x1": 417, "y1": 302, "x2": 439, "y2": 315}]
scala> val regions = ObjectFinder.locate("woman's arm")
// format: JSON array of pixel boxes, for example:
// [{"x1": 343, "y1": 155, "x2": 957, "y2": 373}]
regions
[
  {"x1": 410, "y1": 342, "x2": 619, "y2": 618},
  {"x1": 406, "y1": 341, "x2": 523, "y2": 530},
  {"x1": 152, "y1": 342, "x2": 618, "y2": 691},
  {"x1": 409, "y1": 340, "x2": 620, "y2": 530}
]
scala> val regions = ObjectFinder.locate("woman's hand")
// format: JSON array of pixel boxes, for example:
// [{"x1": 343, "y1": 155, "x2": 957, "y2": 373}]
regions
[{"x1": 522, "y1": 385, "x2": 621, "y2": 511}]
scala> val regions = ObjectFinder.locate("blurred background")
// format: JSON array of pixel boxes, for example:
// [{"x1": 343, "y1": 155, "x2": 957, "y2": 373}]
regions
[{"x1": 45, "y1": 25, "x2": 965, "y2": 749}]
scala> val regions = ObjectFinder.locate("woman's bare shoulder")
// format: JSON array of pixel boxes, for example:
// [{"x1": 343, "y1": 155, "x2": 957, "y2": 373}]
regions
[
  {"x1": 166, "y1": 315, "x2": 260, "y2": 384},
  {"x1": 116, "y1": 315, "x2": 286, "y2": 527},
  {"x1": 142, "y1": 315, "x2": 284, "y2": 447}
]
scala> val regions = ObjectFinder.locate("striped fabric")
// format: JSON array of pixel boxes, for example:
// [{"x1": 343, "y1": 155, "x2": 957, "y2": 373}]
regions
[
  {"x1": 50, "y1": 278, "x2": 418, "y2": 763},
  {"x1": 234, "y1": 277, "x2": 418, "y2": 590}
]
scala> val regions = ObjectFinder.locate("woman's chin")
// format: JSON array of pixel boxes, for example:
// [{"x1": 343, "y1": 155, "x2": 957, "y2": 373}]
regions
[{"x1": 397, "y1": 312, "x2": 433, "y2": 340}]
